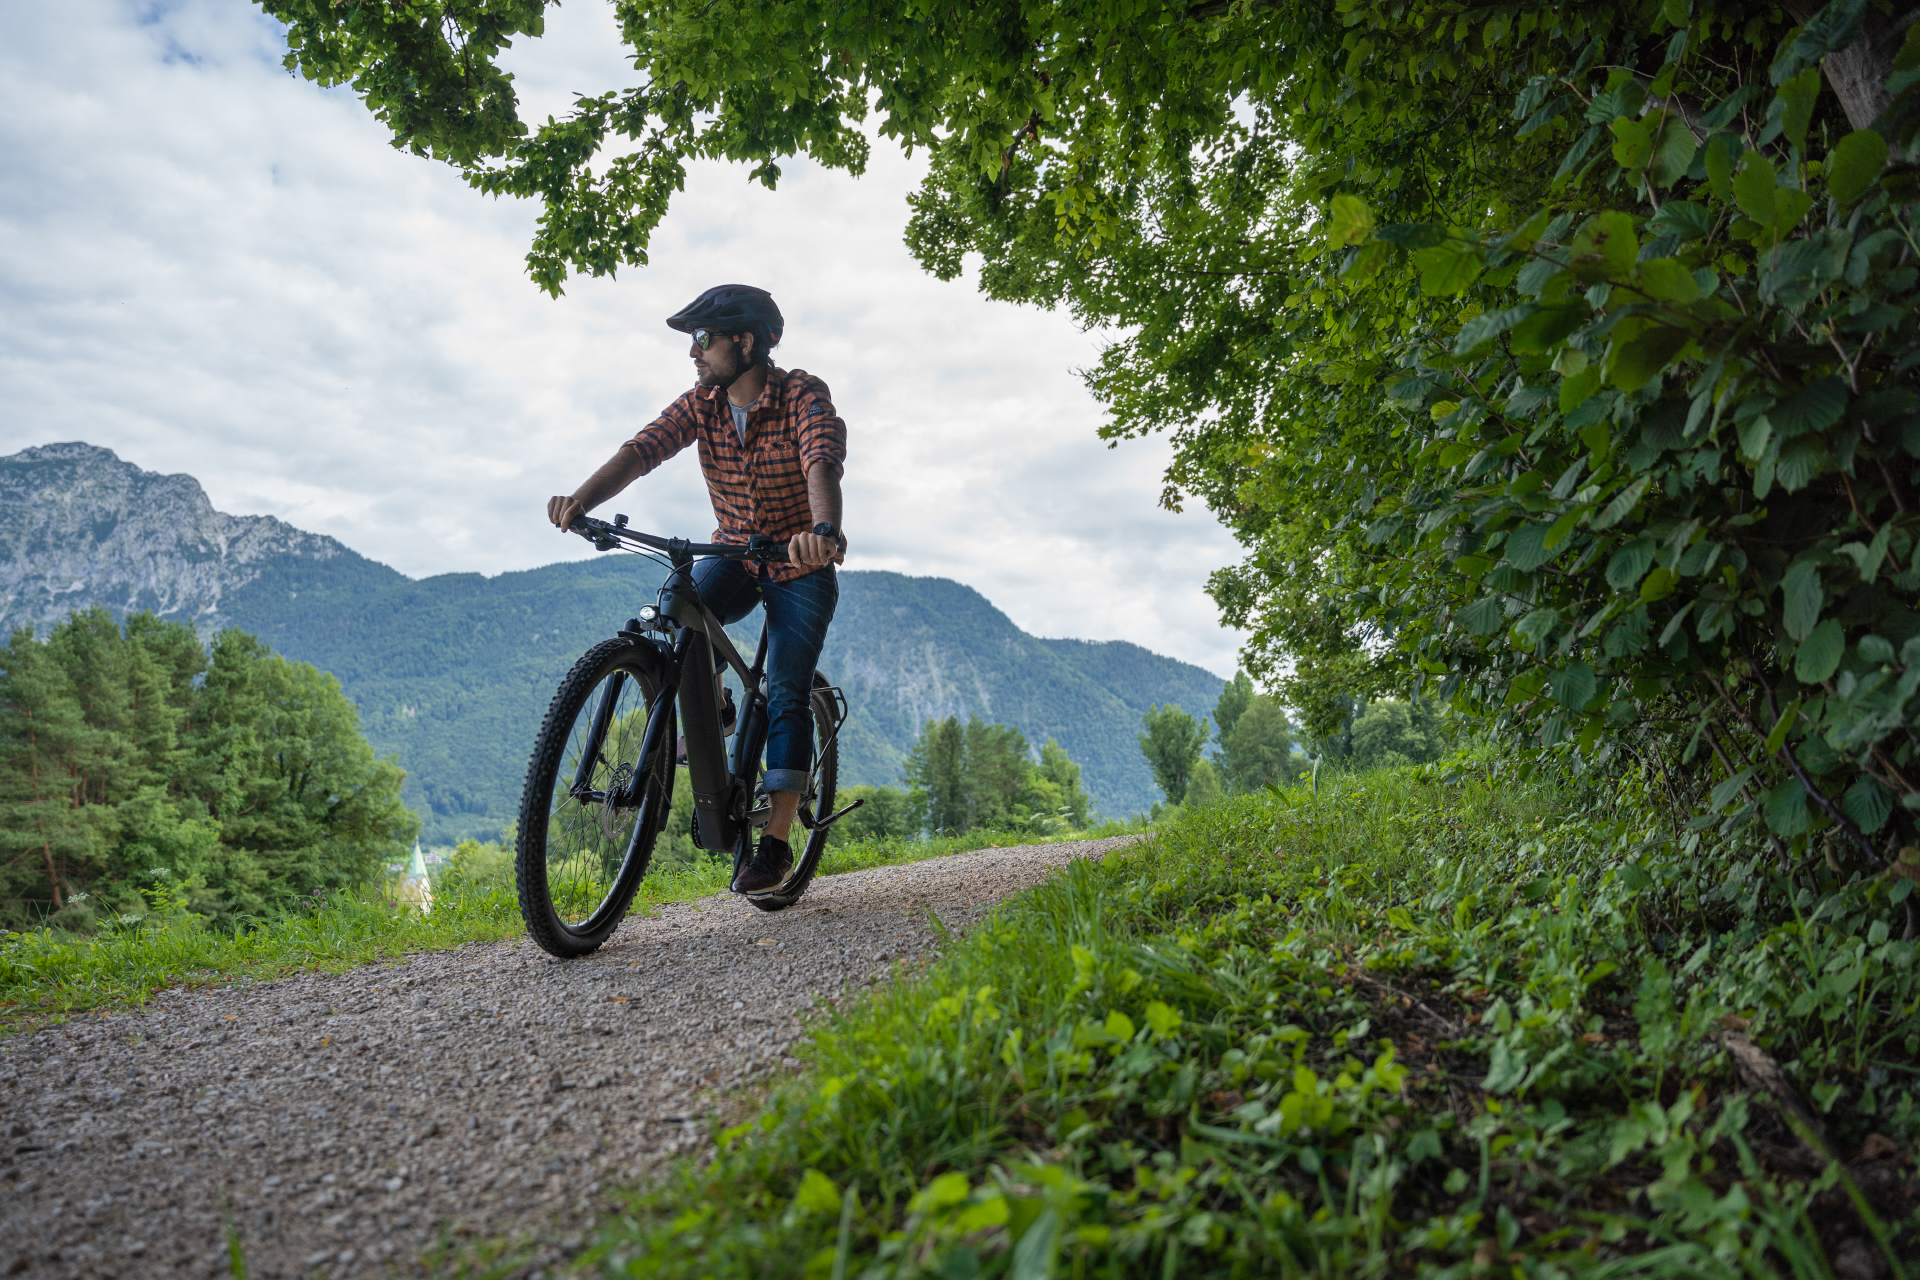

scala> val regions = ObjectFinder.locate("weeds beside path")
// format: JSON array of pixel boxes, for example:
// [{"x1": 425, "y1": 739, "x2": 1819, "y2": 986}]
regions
[{"x1": 584, "y1": 768, "x2": 1920, "y2": 1278}]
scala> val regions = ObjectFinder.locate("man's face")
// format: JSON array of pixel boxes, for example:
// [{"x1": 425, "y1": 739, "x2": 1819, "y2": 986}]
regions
[{"x1": 692, "y1": 332, "x2": 750, "y2": 388}]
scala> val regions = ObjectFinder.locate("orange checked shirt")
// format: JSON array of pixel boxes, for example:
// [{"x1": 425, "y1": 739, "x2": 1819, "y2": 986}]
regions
[{"x1": 624, "y1": 367, "x2": 848, "y2": 582}]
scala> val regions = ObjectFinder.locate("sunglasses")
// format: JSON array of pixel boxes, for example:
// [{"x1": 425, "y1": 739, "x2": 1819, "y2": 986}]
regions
[{"x1": 691, "y1": 328, "x2": 736, "y2": 351}]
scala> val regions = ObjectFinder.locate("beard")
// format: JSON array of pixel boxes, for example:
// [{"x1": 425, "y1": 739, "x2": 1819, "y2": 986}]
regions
[{"x1": 696, "y1": 343, "x2": 754, "y2": 391}]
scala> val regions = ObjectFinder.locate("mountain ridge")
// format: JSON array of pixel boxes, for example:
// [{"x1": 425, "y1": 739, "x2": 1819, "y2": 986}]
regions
[{"x1": 1, "y1": 444, "x2": 1225, "y2": 836}]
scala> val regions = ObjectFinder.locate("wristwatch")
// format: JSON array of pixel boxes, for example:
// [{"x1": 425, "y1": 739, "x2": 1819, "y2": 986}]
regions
[{"x1": 813, "y1": 522, "x2": 847, "y2": 549}]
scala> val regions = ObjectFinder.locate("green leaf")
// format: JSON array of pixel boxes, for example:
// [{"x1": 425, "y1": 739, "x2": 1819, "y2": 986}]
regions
[
  {"x1": 1734, "y1": 154, "x2": 1781, "y2": 223},
  {"x1": 1510, "y1": 304, "x2": 1585, "y2": 352},
  {"x1": 1776, "y1": 436, "x2": 1828, "y2": 492},
  {"x1": 1777, "y1": 67, "x2": 1822, "y2": 150},
  {"x1": 1780, "y1": 559, "x2": 1823, "y2": 641},
  {"x1": 1570, "y1": 211, "x2": 1638, "y2": 279},
  {"x1": 1733, "y1": 156, "x2": 1815, "y2": 234},
  {"x1": 1593, "y1": 476, "x2": 1652, "y2": 530},
  {"x1": 1610, "y1": 116, "x2": 1652, "y2": 172},
  {"x1": 793, "y1": 1170, "x2": 843, "y2": 1214},
  {"x1": 1327, "y1": 194, "x2": 1374, "y2": 247},
  {"x1": 1843, "y1": 776, "x2": 1894, "y2": 833},
  {"x1": 1710, "y1": 768, "x2": 1757, "y2": 811},
  {"x1": 1650, "y1": 115, "x2": 1699, "y2": 188},
  {"x1": 1455, "y1": 304, "x2": 1538, "y2": 352},
  {"x1": 1635, "y1": 257, "x2": 1699, "y2": 303},
  {"x1": 1010, "y1": 1207, "x2": 1061, "y2": 1280},
  {"x1": 1342, "y1": 238, "x2": 1394, "y2": 282},
  {"x1": 1706, "y1": 134, "x2": 1736, "y2": 200},
  {"x1": 1513, "y1": 607, "x2": 1560, "y2": 647},
  {"x1": 1764, "y1": 777, "x2": 1812, "y2": 837},
  {"x1": 1143, "y1": 1001, "x2": 1182, "y2": 1038},
  {"x1": 1506, "y1": 521, "x2": 1562, "y2": 571},
  {"x1": 1641, "y1": 566, "x2": 1678, "y2": 602},
  {"x1": 1795, "y1": 617, "x2": 1845, "y2": 682},
  {"x1": 1549, "y1": 662, "x2": 1596, "y2": 709},
  {"x1": 1764, "y1": 698, "x2": 1802, "y2": 755},
  {"x1": 1769, "y1": 187, "x2": 1814, "y2": 235},
  {"x1": 1455, "y1": 595, "x2": 1506, "y2": 636},
  {"x1": 1609, "y1": 325, "x2": 1689, "y2": 392},
  {"x1": 1771, "y1": 376, "x2": 1848, "y2": 436},
  {"x1": 1606, "y1": 539, "x2": 1656, "y2": 589},
  {"x1": 1483, "y1": 1038, "x2": 1528, "y2": 1093},
  {"x1": 1414, "y1": 239, "x2": 1483, "y2": 295},
  {"x1": 1560, "y1": 365, "x2": 1603, "y2": 411},
  {"x1": 1828, "y1": 129, "x2": 1889, "y2": 205}
]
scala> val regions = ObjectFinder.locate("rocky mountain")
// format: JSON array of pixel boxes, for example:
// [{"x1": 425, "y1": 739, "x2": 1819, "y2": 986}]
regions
[
  {"x1": 1, "y1": 444, "x2": 1225, "y2": 838},
  {"x1": 0, "y1": 442, "x2": 398, "y2": 636}
]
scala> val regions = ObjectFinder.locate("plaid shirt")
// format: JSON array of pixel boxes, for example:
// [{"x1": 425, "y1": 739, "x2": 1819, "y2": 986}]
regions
[{"x1": 624, "y1": 367, "x2": 847, "y2": 582}]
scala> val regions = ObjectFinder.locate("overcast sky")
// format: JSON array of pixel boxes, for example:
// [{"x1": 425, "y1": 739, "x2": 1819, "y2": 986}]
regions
[{"x1": 0, "y1": 0, "x2": 1250, "y2": 679}]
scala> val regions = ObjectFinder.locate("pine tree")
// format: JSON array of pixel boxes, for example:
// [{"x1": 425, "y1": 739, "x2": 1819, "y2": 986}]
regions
[
  {"x1": 903, "y1": 716, "x2": 966, "y2": 835},
  {"x1": 0, "y1": 628, "x2": 95, "y2": 923}
]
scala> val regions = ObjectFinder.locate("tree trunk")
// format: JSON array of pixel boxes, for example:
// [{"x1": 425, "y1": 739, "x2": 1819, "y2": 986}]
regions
[{"x1": 1782, "y1": 0, "x2": 1919, "y2": 131}]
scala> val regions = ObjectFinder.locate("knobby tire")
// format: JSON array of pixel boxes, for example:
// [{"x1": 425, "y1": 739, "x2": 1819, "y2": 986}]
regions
[{"x1": 516, "y1": 639, "x2": 672, "y2": 958}]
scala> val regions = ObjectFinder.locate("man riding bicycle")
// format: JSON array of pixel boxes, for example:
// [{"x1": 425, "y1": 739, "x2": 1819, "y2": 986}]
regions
[{"x1": 547, "y1": 284, "x2": 845, "y2": 896}]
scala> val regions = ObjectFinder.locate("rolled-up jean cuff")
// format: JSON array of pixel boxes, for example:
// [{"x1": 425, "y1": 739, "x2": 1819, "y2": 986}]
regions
[{"x1": 763, "y1": 768, "x2": 811, "y2": 795}]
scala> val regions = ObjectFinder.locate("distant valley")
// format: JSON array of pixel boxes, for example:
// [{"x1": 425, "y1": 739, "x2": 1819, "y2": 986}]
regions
[{"x1": 1, "y1": 444, "x2": 1226, "y2": 840}]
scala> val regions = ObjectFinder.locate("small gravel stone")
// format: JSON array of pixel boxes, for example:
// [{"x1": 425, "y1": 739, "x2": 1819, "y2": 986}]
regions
[{"x1": 0, "y1": 836, "x2": 1136, "y2": 1278}]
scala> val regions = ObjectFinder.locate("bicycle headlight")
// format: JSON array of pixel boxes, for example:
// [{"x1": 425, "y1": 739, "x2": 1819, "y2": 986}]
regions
[{"x1": 638, "y1": 605, "x2": 659, "y2": 623}]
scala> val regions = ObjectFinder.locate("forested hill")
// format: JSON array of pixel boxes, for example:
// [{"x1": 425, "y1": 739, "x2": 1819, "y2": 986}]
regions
[{"x1": 2, "y1": 444, "x2": 1224, "y2": 839}]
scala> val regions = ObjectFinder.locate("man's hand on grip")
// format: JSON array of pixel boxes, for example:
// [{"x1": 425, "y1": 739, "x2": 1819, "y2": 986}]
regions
[{"x1": 787, "y1": 531, "x2": 844, "y2": 567}]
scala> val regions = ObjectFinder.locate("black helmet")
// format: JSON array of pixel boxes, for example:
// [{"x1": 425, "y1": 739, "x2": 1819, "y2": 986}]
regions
[{"x1": 666, "y1": 284, "x2": 784, "y2": 350}]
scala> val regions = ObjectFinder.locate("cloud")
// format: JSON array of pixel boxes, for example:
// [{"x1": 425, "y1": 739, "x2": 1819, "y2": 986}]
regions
[{"x1": 0, "y1": 0, "x2": 1251, "y2": 680}]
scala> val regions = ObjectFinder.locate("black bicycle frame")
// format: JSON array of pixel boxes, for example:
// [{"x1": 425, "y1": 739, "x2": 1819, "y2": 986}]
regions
[{"x1": 634, "y1": 551, "x2": 774, "y2": 859}]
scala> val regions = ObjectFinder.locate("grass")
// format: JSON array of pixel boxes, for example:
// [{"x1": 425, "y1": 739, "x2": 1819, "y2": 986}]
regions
[
  {"x1": 567, "y1": 764, "x2": 1920, "y2": 1278},
  {"x1": 0, "y1": 822, "x2": 1136, "y2": 1034}
]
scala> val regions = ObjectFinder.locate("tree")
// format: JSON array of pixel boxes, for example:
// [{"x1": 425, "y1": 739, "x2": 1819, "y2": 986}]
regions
[
  {"x1": 1213, "y1": 671, "x2": 1254, "y2": 745},
  {"x1": 1185, "y1": 757, "x2": 1226, "y2": 809},
  {"x1": 904, "y1": 716, "x2": 967, "y2": 835},
  {"x1": 1219, "y1": 697, "x2": 1303, "y2": 793},
  {"x1": 1348, "y1": 700, "x2": 1448, "y2": 772},
  {"x1": 963, "y1": 719, "x2": 1033, "y2": 831},
  {"x1": 835, "y1": 785, "x2": 915, "y2": 843},
  {"x1": 1138, "y1": 704, "x2": 1208, "y2": 806},
  {"x1": 1034, "y1": 739, "x2": 1093, "y2": 828},
  {"x1": 0, "y1": 628, "x2": 94, "y2": 919}
]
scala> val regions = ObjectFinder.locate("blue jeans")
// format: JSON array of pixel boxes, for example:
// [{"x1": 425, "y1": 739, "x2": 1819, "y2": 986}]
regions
[{"x1": 690, "y1": 559, "x2": 838, "y2": 794}]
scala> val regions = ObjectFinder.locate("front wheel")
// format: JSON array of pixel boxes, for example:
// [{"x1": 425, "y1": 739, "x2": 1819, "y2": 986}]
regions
[{"x1": 516, "y1": 639, "x2": 674, "y2": 958}]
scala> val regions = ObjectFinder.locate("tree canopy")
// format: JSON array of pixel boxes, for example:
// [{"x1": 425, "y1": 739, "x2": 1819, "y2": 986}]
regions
[{"x1": 268, "y1": 0, "x2": 1920, "y2": 874}]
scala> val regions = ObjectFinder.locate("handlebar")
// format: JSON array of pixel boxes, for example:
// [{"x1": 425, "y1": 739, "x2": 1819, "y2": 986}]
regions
[{"x1": 568, "y1": 514, "x2": 789, "y2": 563}]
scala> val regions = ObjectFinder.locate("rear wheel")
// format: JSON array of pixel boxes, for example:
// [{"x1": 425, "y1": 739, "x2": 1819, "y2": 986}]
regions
[
  {"x1": 747, "y1": 674, "x2": 842, "y2": 912},
  {"x1": 516, "y1": 639, "x2": 673, "y2": 957}
]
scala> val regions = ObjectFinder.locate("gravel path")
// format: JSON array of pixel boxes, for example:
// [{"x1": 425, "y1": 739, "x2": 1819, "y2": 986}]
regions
[{"x1": 0, "y1": 836, "x2": 1134, "y2": 1280}]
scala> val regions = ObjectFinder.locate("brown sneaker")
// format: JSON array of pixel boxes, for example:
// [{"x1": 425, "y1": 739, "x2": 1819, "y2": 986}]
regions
[{"x1": 732, "y1": 834, "x2": 792, "y2": 895}]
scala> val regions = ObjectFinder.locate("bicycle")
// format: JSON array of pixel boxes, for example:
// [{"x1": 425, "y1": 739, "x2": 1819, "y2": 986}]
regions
[{"x1": 514, "y1": 513, "x2": 863, "y2": 959}]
